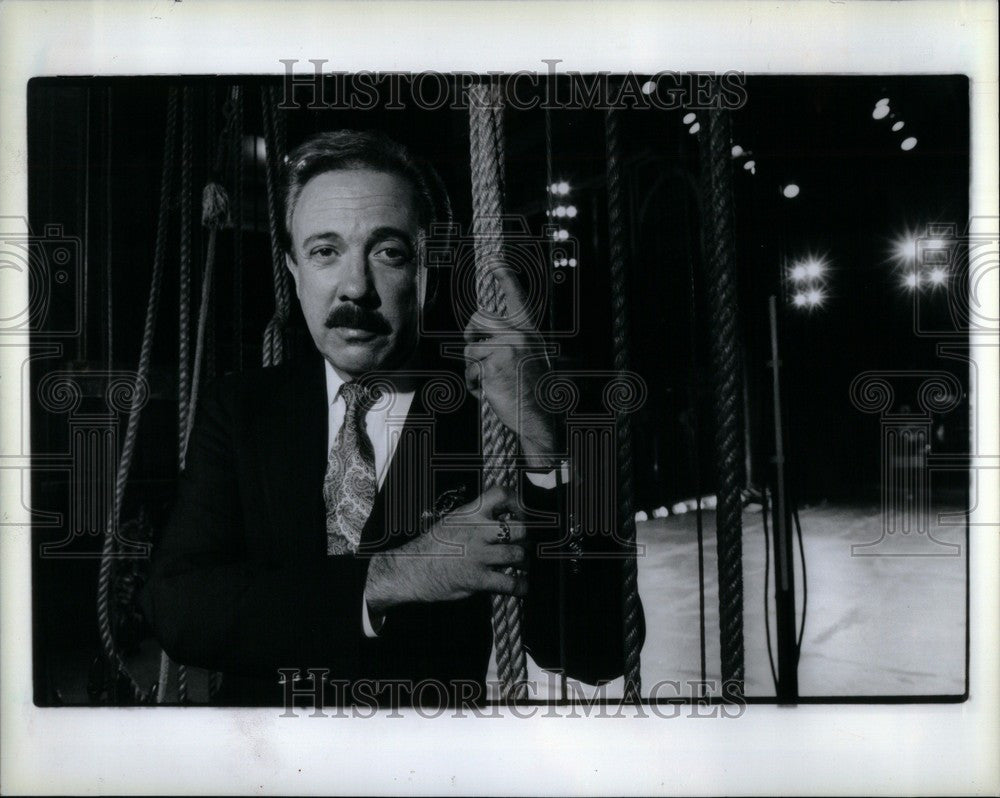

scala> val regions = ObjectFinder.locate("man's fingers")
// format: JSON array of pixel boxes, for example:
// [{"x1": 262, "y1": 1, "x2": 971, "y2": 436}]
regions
[
  {"x1": 481, "y1": 568, "x2": 529, "y2": 597},
  {"x1": 478, "y1": 485, "x2": 520, "y2": 519},
  {"x1": 463, "y1": 310, "x2": 507, "y2": 343},
  {"x1": 483, "y1": 543, "x2": 527, "y2": 567},
  {"x1": 489, "y1": 266, "x2": 533, "y2": 329}
]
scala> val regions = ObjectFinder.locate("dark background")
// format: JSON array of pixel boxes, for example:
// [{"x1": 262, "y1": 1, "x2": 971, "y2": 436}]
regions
[{"x1": 27, "y1": 74, "x2": 969, "y2": 704}]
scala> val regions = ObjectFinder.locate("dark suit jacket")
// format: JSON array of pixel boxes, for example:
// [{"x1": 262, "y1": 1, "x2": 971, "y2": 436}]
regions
[{"x1": 142, "y1": 352, "x2": 642, "y2": 706}]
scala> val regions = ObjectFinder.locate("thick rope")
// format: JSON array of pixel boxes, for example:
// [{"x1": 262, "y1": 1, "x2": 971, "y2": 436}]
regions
[
  {"x1": 178, "y1": 88, "x2": 193, "y2": 470},
  {"x1": 98, "y1": 87, "x2": 179, "y2": 704},
  {"x1": 604, "y1": 107, "x2": 642, "y2": 701},
  {"x1": 158, "y1": 90, "x2": 193, "y2": 704},
  {"x1": 260, "y1": 85, "x2": 291, "y2": 367},
  {"x1": 468, "y1": 83, "x2": 528, "y2": 702},
  {"x1": 697, "y1": 99, "x2": 746, "y2": 700},
  {"x1": 231, "y1": 85, "x2": 244, "y2": 374}
]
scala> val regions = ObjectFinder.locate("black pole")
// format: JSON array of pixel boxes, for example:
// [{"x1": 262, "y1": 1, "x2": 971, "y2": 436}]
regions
[{"x1": 767, "y1": 295, "x2": 799, "y2": 702}]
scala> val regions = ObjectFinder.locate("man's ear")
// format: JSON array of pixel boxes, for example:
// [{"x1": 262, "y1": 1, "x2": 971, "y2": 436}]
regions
[
  {"x1": 417, "y1": 264, "x2": 427, "y2": 308},
  {"x1": 285, "y1": 253, "x2": 300, "y2": 295}
]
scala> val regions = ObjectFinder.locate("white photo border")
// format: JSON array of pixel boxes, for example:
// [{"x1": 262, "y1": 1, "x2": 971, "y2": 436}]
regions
[{"x1": 1, "y1": 1, "x2": 997, "y2": 794}]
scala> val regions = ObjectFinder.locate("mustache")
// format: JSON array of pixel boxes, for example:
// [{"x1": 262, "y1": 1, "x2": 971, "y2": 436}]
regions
[{"x1": 324, "y1": 303, "x2": 392, "y2": 335}]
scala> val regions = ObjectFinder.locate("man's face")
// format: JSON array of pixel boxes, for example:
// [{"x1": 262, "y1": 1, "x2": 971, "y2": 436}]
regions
[{"x1": 286, "y1": 169, "x2": 424, "y2": 379}]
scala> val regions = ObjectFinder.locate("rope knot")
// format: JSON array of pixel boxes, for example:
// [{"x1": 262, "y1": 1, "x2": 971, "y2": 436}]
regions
[{"x1": 201, "y1": 181, "x2": 231, "y2": 229}]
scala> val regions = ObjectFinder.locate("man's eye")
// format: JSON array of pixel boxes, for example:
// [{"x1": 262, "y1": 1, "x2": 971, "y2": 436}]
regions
[
  {"x1": 310, "y1": 246, "x2": 337, "y2": 259},
  {"x1": 373, "y1": 245, "x2": 411, "y2": 264}
]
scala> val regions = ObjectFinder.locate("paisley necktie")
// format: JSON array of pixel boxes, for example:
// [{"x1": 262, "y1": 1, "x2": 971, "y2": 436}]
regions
[{"x1": 324, "y1": 381, "x2": 377, "y2": 555}]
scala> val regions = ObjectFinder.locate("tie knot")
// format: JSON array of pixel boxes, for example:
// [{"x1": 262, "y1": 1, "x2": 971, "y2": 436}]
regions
[{"x1": 339, "y1": 381, "x2": 378, "y2": 415}]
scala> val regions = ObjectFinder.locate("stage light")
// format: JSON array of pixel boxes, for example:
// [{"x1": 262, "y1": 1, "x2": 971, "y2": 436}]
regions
[
  {"x1": 790, "y1": 264, "x2": 808, "y2": 282},
  {"x1": 641, "y1": 81, "x2": 656, "y2": 95},
  {"x1": 549, "y1": 182, "x2": 558, "y2": 194},
  {"x1": 743, "y1": 159, "x2": 756, "y2": 172},
  {"x1": 652, "y1": 506, "x2": 669, "y2": 519},
  {"x1": 876, "y1": 97, "x2": 890, "y2": 107},
  {"x1": 635, "y1": 510, "x2": 649, "y2": 522},
  {"x1": 804, "y1": 258, "x2": 826, "y2": 278},
  {"x1": 892, "y1": 121, "x2": 905, "y2": 132},
  {"x1": 792, "y1": 292, "x2": 808, "y2": 307},
  {"x1": 683, "y1": 112, "x2": 696, "y2": 125},
  {"x1": 872, "y1": 104, "x2": 890, "y2": 120},
  {"x1": 565, "y1": 205, "x2": 577, "y2": 218},
  {"x1": 893, "y1": 233, "x2": 918, "y2": 263},
  {"x1": 557, "y1": 229, "x2": 569, "y2": 241},
  {"x1": 900, "y1": 136, "x2": 917, "y2": 151},
  {"x1": 568, "y1": 258, "x2": 577, "y2": 267},
  {"x1": 671, "y1": 502, "x2": 688, "y2": 515},
  {"x1": 806, "y1": 288, "x2": 825, "y2": 307},
  {"x1": 557, "y1": 181, "x2": 570, "y2": 195},
  {"x1": 731, "y1": 144, "x2": 744, "y2": 157},
  {"x1": 902, "y1": 271, "x2": 920, "y2": 290},
  {"x1": 782, "y1": 183, "x2": 800, "y2": 199},
  {"x1": 554, "y1": 205, "x2": 566, "y2": 217},
  {"x1": 927, "y1": 267, "x2": 947, "y2": 286},
  {"x1": 688, "y1": 122, "x2": 700, "y2": 135}
]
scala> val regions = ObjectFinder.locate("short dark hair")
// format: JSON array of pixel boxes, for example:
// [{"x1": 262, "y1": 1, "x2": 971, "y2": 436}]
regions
[{"x1": 281, "y1": 129, "x2": 452, "y2": 257}]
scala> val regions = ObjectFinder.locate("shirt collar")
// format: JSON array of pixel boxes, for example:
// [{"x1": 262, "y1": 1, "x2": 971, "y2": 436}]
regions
[{"x1": 324, "y1": 359, "x2": 416, "y2": 407}]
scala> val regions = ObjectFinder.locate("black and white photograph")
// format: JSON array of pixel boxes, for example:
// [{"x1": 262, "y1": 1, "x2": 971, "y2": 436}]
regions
[{"x1": 1, "y1": 1, "x2": 997, "y2": 795}]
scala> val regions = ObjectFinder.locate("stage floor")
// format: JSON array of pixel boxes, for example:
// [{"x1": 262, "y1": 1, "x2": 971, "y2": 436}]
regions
[{"x1": 491, "y1": 502, "x2": 968, "y2": 701}]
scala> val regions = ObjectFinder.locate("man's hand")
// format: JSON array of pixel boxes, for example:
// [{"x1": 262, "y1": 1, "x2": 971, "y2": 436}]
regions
[
  {"x1": 364, "y1": 486, "x2": 528, "y2": 615},
  {"x1": 463, "y1": 266, "x2": 561, "y2": 470}
]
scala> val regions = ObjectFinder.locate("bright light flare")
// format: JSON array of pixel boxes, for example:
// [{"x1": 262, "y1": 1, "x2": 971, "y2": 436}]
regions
[
  {"x1": 782, "y1": 183, "x2": 800, "y2": 199},
  {"x1": 682, "y1": 112, "x2": 696, "y2": 125},
  {"x1": 873, "y1": 104, "x2": 890, "y2": 120},
  {"x1": 900, "y1": 136, "x2": 917, "y2": 151},
  {"x1": 902, "y1": 271, "x2": 920, "y2": 290},
  {"x1": 804, "y1": 258, "x2": 826, "y2": 278},
  {"x1": 893, "y1": 233, "x2": 918, "y2": 263},
  {"x1": 927, "y1": 267, "x2": 947, "y2": 286},
  {"x1": 790, "y1": 264, "x2": 808, "y2": 282}
]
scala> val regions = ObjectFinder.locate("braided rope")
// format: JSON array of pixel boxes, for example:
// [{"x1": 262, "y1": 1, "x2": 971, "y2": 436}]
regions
[
  {"x1": 604, "y1": 107, "x2": 642, "y2": 701},
  {"x1": 261, "y1": 85, "x2": 291, "y2": 367},
  {"x1": 231, "y1": 85, "x2": 244, "y2": 374},
  {"x1": 468, "y1": 83, "x2": 528, "y2": 702},
  {"x1": 178, "y1": 88, "x2": 193, "y2": 469},
  {"x1": 172, "y1": 90, "x2": 195, "y2": 704},
  {"x1": 98, "y1": 87, "x2": 179, "y2": 704},
  {"x1": 697, "y1": 100, "x2": 746, "y2": 699}
]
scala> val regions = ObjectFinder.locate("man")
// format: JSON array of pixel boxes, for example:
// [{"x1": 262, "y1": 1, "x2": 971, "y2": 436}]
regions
[{"x1": 143, "y1": 130, "x2": 641, "y2": 707}]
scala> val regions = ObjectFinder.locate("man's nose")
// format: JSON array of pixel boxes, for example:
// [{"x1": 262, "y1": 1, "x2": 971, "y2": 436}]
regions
[{"x1": 338, "y1": 250, "x2": 375, "y2": 302}]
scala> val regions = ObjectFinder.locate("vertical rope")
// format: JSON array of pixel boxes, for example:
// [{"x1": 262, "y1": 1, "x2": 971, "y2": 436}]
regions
[
  {"x1": 260, "y1": 85, "x2": 291, "y2": 367},
  {"x1": 697, "y1": 96, "x2": 746, "y2": 700},
  {"x1": 178, "y1": 87, "x2": 193, "y2": 470},
  {"x1": 604, "y1": 107, "x2": 642, "y2": 701},
  {"x1": 231, "y1": 85, "x2": 244, "y2": 373},
  {"x1": 98, "y1": 87, "x2": 179, "y2": 704},
  {"x1": 468, "y1": 82, "x2": 528, "y2": 702},
  {"x1": 161, "y1": 88, "x2": 196, "y2": 704}
]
